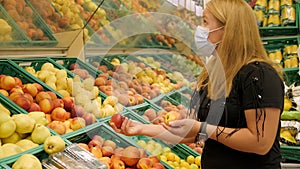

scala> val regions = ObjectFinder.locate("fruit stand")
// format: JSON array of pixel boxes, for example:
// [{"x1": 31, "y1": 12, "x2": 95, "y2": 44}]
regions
[{"x1": 0, "y1": 0, "x2": 300, "y2": 168}]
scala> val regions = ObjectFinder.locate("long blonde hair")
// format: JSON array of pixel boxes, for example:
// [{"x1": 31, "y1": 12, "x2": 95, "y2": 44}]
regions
[{"x1": 197, "y1": 0, "x2": 283, "y2": 98}]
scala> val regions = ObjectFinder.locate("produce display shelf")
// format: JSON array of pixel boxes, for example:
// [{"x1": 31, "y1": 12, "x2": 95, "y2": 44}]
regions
[
  {"x1": 281, "y1": 145, "x2": 300, "y2": 162},
  {"x1": 167, "y1": 90, "x2": 191, "y2": 107},
  {"x1": 0, "y1": 138, "x2": 70, "y2": 168},
  {"x1": 49, "y1": 56, "x2": 100, "y2": 79},
  {"x1": 0, "y1": 4, "x2": 58, "y2": 47},
  {"x1": 0, "y1": 5, "x2": 29, "y2": 47},
  {"x1": 258, "y1": 4, "x2": 299, "y2": 37},
  {"x1": 0, "y1": 59, "x2": 62, "y2": 97},
  {"x1": 127, "y1": 101, "x2": 162, "y2": 116}
]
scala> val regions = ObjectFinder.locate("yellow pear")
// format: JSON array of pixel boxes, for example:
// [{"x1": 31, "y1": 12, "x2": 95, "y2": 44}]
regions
[
  {"x1": 28, "y1": 111, "x2": 48, "y2": 126},
  {"x1": 0, "y1": 113, "x2": 16, "y2": 138},
  {"x1": 16, "y1": 139, "x2": 39, "y2": 151},
  {"x1": 12, "y1": 114, "x2": 35, "y2": 134},
  {"x1": 12, "y1": 154, "x2": 42, "y2": 169},
  {"x1": 0, "y1": 143, "x2": 23, "y2": 158},
  {"x1": 44, "y1": 136, "x2": 65, "y2": 154},
  {"x1": 0, "y1": 103, "x2": 10, "y2": 116},
  {"x1": 1, "y1": 132, "x2": 21, "y2": 144},
  {"x1": 31, "y1": 124, "x2": 51, "y2": 144}
]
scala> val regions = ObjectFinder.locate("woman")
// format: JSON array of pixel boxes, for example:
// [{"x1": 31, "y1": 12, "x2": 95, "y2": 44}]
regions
[{"x1": 110, "y1": 0, "x2": 284, "y2": 168}]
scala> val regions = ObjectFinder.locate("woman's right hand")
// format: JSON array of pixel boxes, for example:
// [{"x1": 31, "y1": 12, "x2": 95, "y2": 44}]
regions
[{"x1": 110, "y1": 117, "x2": 143, "y2": 136}]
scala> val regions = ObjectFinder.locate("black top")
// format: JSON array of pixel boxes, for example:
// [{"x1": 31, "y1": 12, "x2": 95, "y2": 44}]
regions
[{"x1": 195, "y1": 62, "x2": 284, "y2": 169}]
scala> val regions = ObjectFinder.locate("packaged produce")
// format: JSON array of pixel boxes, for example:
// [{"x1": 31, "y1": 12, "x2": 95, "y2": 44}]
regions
[
  {"x1": 254, "y1": 0, "x2": 267, "y2": 11},
  {"x1": 268, "y1": 48, "x2": 282, "y2": 63},
  {"x1": 267, "y1": 13, "x2": 281, "y2": 26},
  {"x1": 280, "y1": 0, "x2": 293, "y2": 7},
  {"x1": 281, "y1": 6, "x2": 296, "y2": 26},
  {"x1": 268, "y1": 0, "x2": 280, "y2": 13},
  {"x1": 254, "y1": 9, "x2": 265, "y2": 26}
]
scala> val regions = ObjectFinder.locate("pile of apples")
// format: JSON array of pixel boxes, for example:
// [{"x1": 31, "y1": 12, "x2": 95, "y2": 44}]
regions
[
  {"x1": 136, "y1": 139, "x2": 201, "y2": 169},
  {"x1": 77, "y1": 135, "x2": 166, "y2": 169},
  {"x1": 0, "y1": 105, "x2": 52, "y2": 159},
  {"x1": 51, "y1": 0, "x2": 89, "y2": 41},
  {"x1": 0, "y1": 74, "x2": 97, "y2": 135},
  {"x1": 1, "y1": 0, "x2": 49, "y2": 40},
  {"x1": 136, "y1": 56, "x2": 189, "y2": 86},
  {"x1": 28, "y1": 0, "x2": 69, "y2": 33}
]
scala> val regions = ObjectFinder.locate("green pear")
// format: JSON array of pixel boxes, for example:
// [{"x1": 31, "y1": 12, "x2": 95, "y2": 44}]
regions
[
  {"x1": 12, "y1": 114, "x2": 35, "y2": 134},
  {"x1": 0, "y1": 113, "x2": 16, "y2": 138},
  {"x1": 0, "y1": 143, "x2": 23, "y2": 158},
  {"x1": 16, "y1": 139, "x2": 39, "y2": 151},
  {"x1": 44, "y1": 136, "x2": 65, "y2": 154},
  {"x1": 28, "y1": 111, "x2": 48, "y2": 126},
  {"x1": 1, "y1": 132, "x2": 21, "y2": 144},
  {"x1": 12, "y1": 154, "x2": 42, "y2": 169},
  {"x1": 31, "y1": 124, "x2": 51, "y2": 144}
]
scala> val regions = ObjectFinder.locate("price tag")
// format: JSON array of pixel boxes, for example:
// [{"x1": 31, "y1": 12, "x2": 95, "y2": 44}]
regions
[
  {"x1": 179, "y1": 0, "x2": 185, "y2": 7},
  {"x1": 191, "y1": 0, "x2": 196, "y2": 12},
  {"x1": 186, "y1": 0, "x2": 191, "y2": 10},
  {"x1": 195, "y1": 5, "x2": 203, "y2": 16}
]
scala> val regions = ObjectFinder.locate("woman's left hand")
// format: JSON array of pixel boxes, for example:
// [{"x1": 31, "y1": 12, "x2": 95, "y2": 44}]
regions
[{"x1": 162, "y1": 119, "x2": 201, "y2": 138}]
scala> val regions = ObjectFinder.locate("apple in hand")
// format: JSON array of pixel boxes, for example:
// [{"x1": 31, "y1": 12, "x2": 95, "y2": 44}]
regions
[
  {"x1": 44, "y1": 136, "x2": 66, "y2": 154},
  {"x1": 163, "y1": 111, "x2": 181, "y2": 125},
  {"x1": 110, "y1": 114, "x2": 125, "y2": 129}
]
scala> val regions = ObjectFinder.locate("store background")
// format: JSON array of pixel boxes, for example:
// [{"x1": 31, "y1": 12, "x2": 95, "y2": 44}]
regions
[{"x1": 0, "y1": 0, "x2": 300, "y2": 168}]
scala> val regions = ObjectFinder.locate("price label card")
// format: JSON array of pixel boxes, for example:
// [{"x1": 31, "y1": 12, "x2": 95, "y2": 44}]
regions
[
  {"x1": 195, "y1": 5, "x2": 203, "y2": 16},
  {"x1": 179, "y1": 0, "x2": 185, "y2": 7},
  {"x1": 186, "y1": 0, "x2": 191, "y2": 10},
  {"x1": 191, "y1": 0, "x2": 196, "y2": 12}
]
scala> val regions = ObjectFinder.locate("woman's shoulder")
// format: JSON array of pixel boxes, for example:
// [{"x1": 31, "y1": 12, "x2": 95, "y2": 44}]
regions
[{"x1": 238, "y1": 61, "x2": 278, "y2": 78}]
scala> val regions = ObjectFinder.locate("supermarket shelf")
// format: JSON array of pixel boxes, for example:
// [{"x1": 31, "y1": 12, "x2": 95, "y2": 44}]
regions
[
  {"x1": 0, "y1": 47, "x2": 68, "y2": 58},
  {"x1": 85, "y1": 47, "x2": 180, "y2": 56}
]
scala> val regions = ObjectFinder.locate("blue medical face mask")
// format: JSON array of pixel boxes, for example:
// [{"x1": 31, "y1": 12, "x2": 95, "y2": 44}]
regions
[{"x1": 194, "y1": 26, "x2": 224, "y2": 57}]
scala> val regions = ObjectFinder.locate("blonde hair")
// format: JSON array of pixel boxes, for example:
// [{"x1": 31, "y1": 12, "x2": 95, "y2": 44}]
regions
[{"x1": 197, "y1": 0, "x2": 283, "y2": 98}]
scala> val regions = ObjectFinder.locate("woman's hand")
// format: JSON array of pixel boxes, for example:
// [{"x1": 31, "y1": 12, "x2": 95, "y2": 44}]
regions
[
  {"x1": 110, "y1": 117, "x2": 143, "y2": 136},
  {"x1": 163, "y1": 119, "x2": 201, "y2": 138}
]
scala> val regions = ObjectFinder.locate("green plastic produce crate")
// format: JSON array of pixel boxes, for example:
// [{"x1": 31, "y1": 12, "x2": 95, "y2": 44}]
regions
[
  {"x1": 127, "y1": 102, "x2": 162, "y2": 116},
  {"x1": 167, "y1": 91, "x2": 191, "y2": 108},
  {"x1": 85, "y1": 56, "x2": 115, "y2": 72},
  {"x1": 1, "y1": 138, "x2": 70, "y2": 167},
  {"x1": 0, "y1": 59, "x2": 61, "y2": 97},
  {"x1": 49, "y1": 57, "x2": 100, "y2": 79},
  {"x1": 0, "y1": 3, "x2": 58, "y2": 47},
  {"x1": 281, "y1": 145, "x2": 300, "y2": 161},
  {"x1": 0, "y1": 5, "x2": 29, "y2": 47},
  {"x1": 177, "y1": 86, "x2": 194, "y2": 96},
  {"x1": 258, "y1": 4, "x2": 299, "y2": 36},
  {"x1": 65, "y1": 122, "x2": 136, "y2": 147},
  {"x1": 0, "y1": 94, "x2": 59, "y2": 164}
]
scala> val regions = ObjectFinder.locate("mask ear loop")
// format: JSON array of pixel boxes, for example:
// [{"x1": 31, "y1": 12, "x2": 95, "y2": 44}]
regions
[{"x1": 209, "y1": 26, "x2": 224, "y2": 33}]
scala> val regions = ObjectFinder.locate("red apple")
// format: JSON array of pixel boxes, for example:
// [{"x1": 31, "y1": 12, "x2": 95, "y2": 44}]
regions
[
  {"x1": 46, "y1": 91, "x2": 57, "y2": 100},
  {"x1": 70, "y1": 117, "x2": 86, "y2": 130},
  {"x1": 101, "y1": 146, "x2": 114, "y2": 157},
  {"x1": 28, "y1": 102, "x2": 41, "y2": 112},
  {"x1": 51, "y1": 107, "x2": 69, "y2": 121},
  {"x1": 39, "y1": 98, "x2": 54, "y2": 114},
  {"x1": 71, "y1": 105, "x2": 85, "y2": 117},
  {"x1": 33, "y1": 83, "x2": 43, "y2": 92},
  {"x1": 88, "y1": 139, "x2": 103, "y2": 148},
  {"x1": 121, "y1": 146, "x2": 140, "y2": 167},
  {"x1": 35, "y1": 91, "x2": 51, "y2": 103},
  {"x1": 137, "y1": 157, "x2": 153, "y2": 169},
  {"x1": 48, "y1": 120, "x2": 66, "y2": 135},
  {"x1": 103, "y1": 140, "x2": 117, "y2": 150},
  {"x1": 22, "y1": 83, "x2": 38, "y2": 97},
  {"x1": 62, "y1": 96, "x2": 74, "y2": 112},
  {"x1": 112, "y1": 158, "x2": 126, "y2": 169},
  {"x1": 52, "y1": 98, "x2": 64, "y2": 109},
  {"x1": 69, "y1": 63, "x2": 80, "y2": 70},
  {"x1": 1, "y1": 75, "x2": 16, "y2": 90},
  {"x1": 82, "y1": 113, "x2": 96, "y2": 125},
  {"x1": 90, "y1": 145, "x2": 103, "y2": 159},
  {"x1": 110, "y1": 114, "x2": 125, "y2": 129}
]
